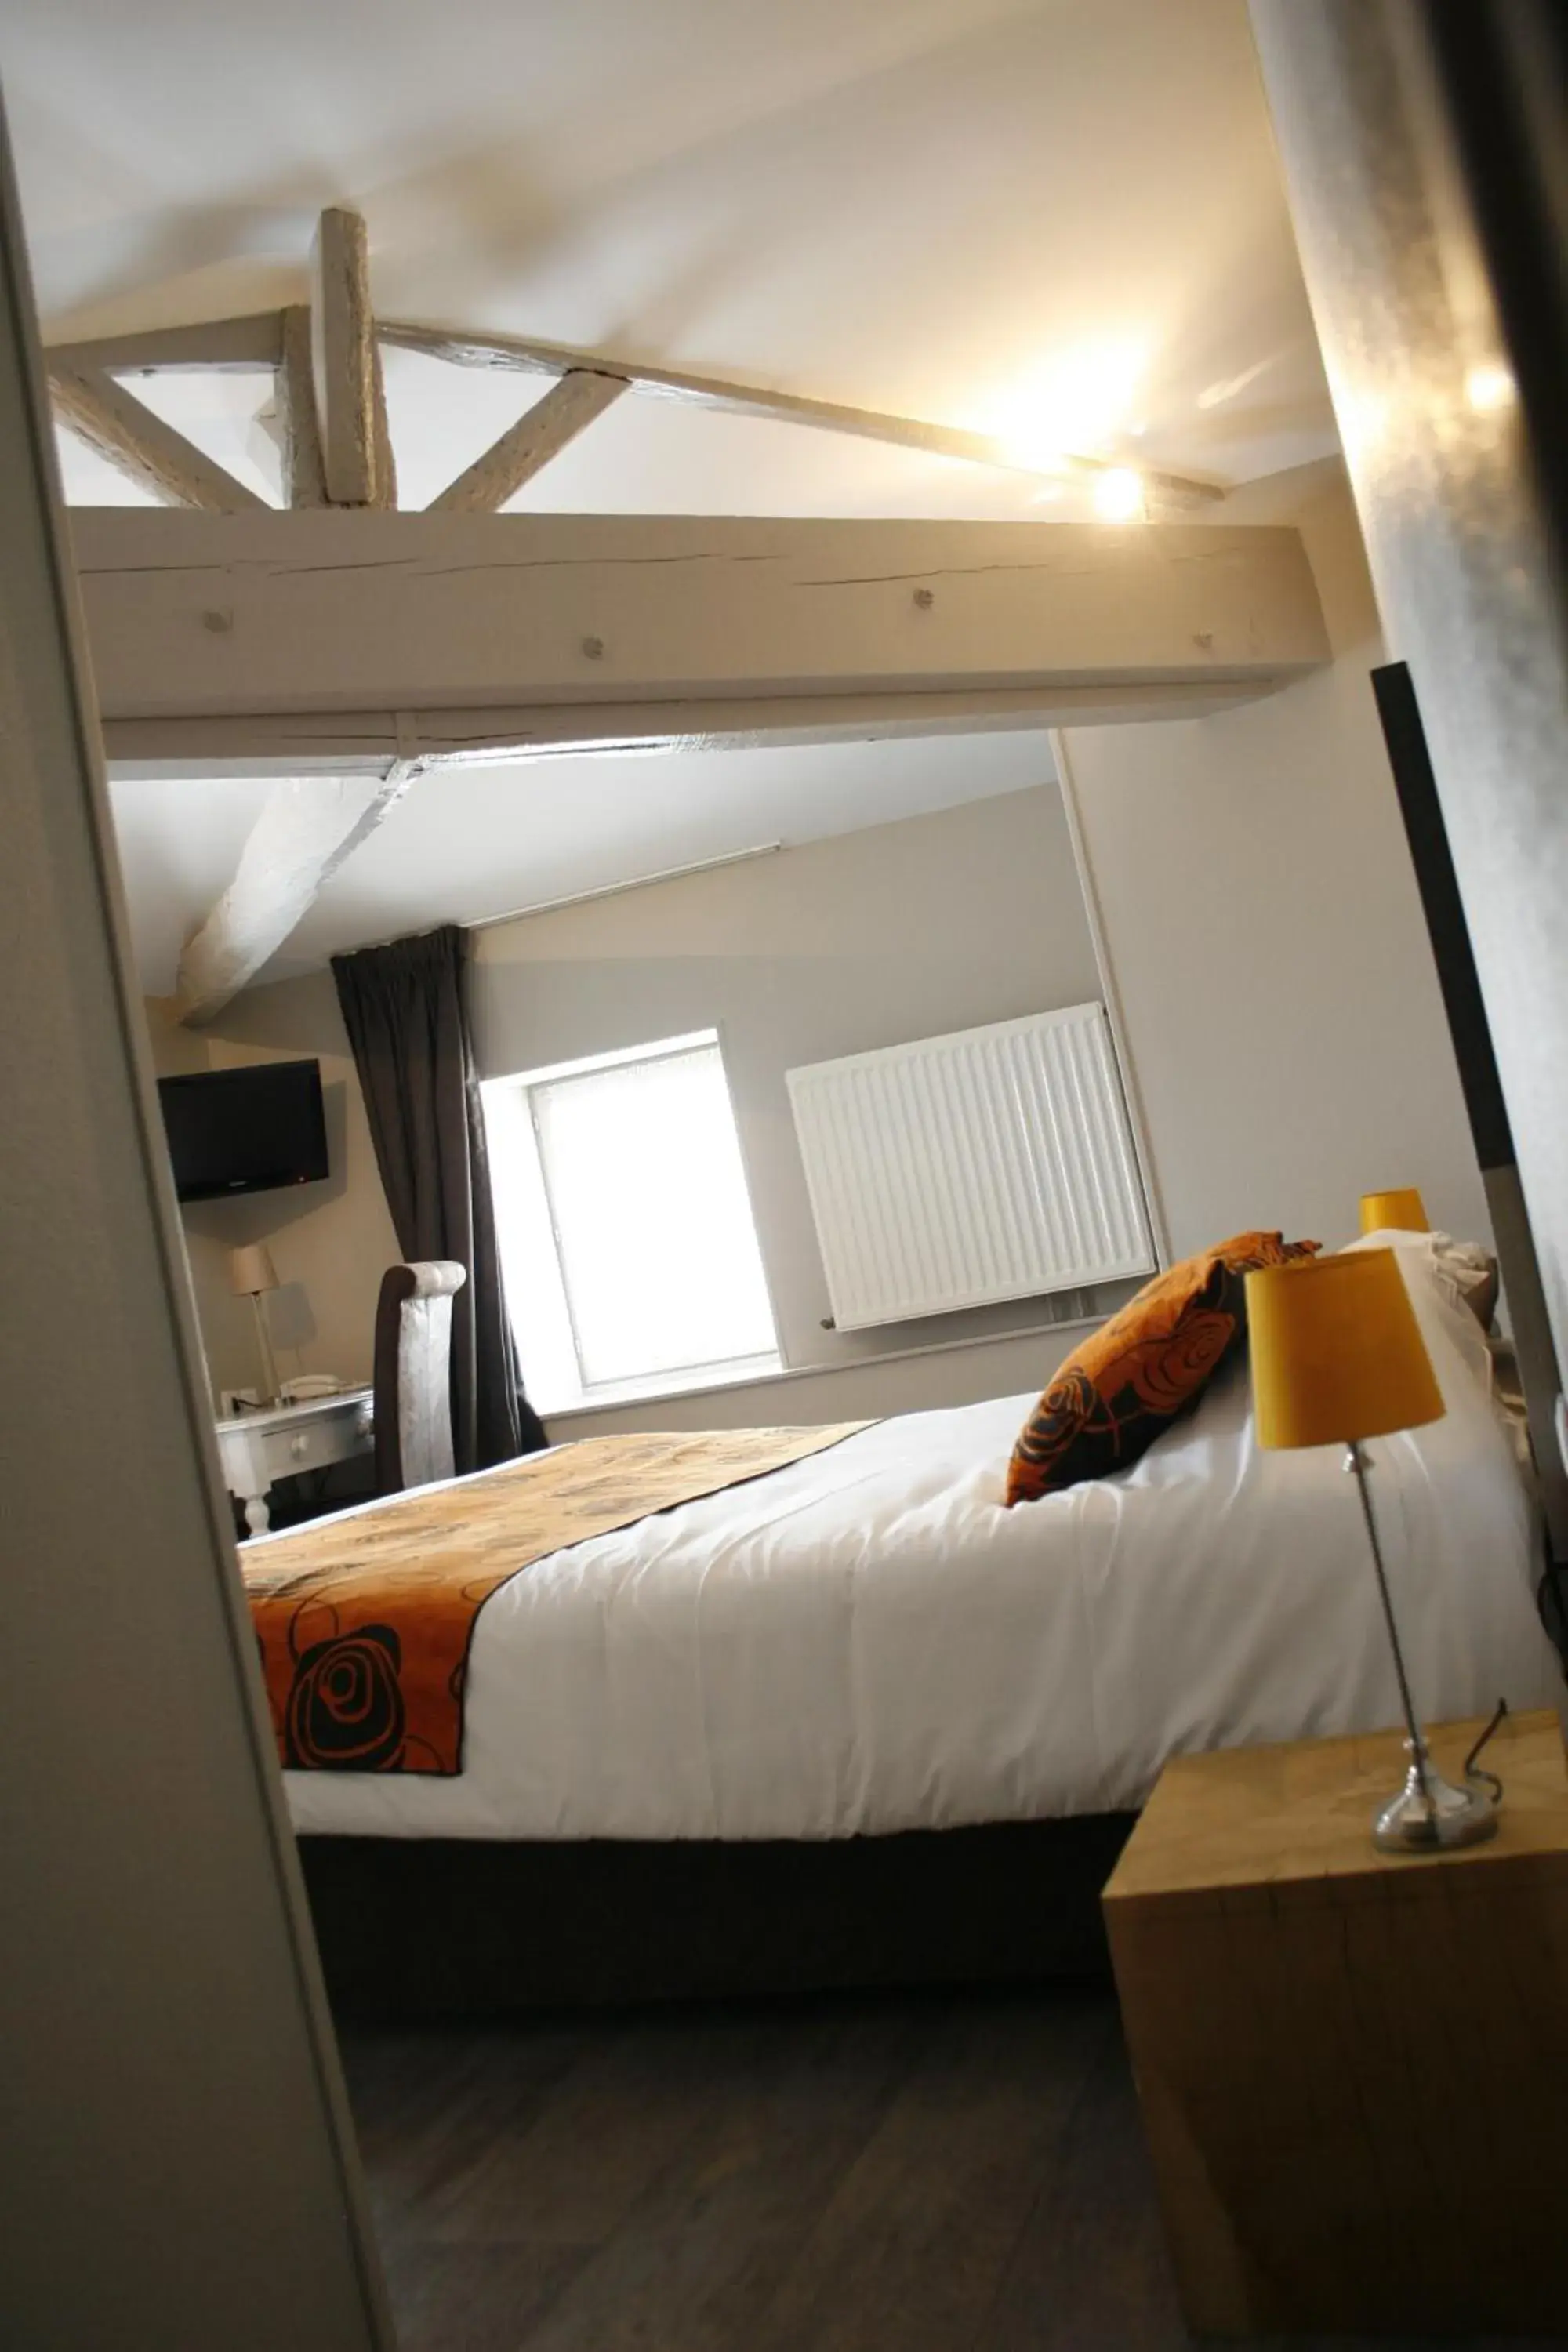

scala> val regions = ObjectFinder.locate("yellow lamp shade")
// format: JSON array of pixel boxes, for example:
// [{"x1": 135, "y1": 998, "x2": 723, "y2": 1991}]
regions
[
  {"x1": 1247, "y1": 1249, "x2": 1444, "y2": 1450},
  {"x1": 1359, "y1": 1186, "x2": 1430, "y2": 1235}
]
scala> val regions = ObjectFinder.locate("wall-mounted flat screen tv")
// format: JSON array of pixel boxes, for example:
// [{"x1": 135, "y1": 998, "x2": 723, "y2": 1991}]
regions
[{"x1": 157, "y1": 1058, "x2": 329, "y2": 1202}]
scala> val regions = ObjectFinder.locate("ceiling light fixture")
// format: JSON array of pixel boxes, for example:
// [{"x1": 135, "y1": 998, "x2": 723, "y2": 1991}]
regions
[
  {"x1": 1463, "y1": 361, "x2": 1516, "y2": 413},
  {"x1": 1093, "y1": 467, "x2": 1146, "y2": 524},
  {"x1": 983, "y1": 336, "x2": 1151, "y2": 481}
]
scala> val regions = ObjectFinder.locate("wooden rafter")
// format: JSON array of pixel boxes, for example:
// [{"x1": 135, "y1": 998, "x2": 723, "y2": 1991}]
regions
[
  {"x1": 430, "y1": 368, "x2": 627, "y2": 512},
  {"x1": 276, "y1": 303, "x2": 328, "y2": 507},
  {"x1": 175, "y1": 763, "x2": 417, "y2": 1022},
  {"x1": 47, "y1": 365, "x2": 266, "y2": 512},
  {"x1": 42, "y1": 205, "x2": 1225, "y2": 512},
  {"x1": 310, "y1": 207, "x2": 394, "y2": 508},
  {"x1": 42, "y1": 311, "x2": 283, "y2": 377},
  {"x1": 44, "y1": 211, "x2": 1256, "y2": 1007},
  {"x1": 378, "y1": 318, "x2": 1224, "y2": 506}
]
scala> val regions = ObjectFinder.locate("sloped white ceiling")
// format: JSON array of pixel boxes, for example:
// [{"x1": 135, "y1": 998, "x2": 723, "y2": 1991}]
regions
[
  {"x1": 16, "y1": 0, "x2": 1332, "y2": 497},
  {"x1": 21, "y1": 0, "x2": 1334, "y2": 987},
  {"x1": 111, "y1": 731, "x2": 1062, "y2": 996}
]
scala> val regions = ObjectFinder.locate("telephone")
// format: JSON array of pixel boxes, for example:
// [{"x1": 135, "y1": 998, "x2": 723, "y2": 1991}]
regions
[{"x1": 278, "y1": 1373, "x2": 343, "y2": 1403}]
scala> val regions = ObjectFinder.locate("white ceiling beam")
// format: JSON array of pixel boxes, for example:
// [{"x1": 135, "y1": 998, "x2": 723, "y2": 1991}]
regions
[
  {"x1": 174, "y1": 764, "x2": 416, "y2": 1023},
  {"x1": 310, "y1": 208, "x2": 394, "y2": 508},
  {"x1": 428, "y1": 369, "x2": 627, "y2": 512},
  {"x1": 70, "y1": 510, "x2": 1327, "y2": 739},
  {"x1": 378, "y1": 318, "x2": 1223, "y2": 507},
  {"x1": 100, "y1": 680, "x2": 1280, "y2": 771},
  {"x1": 276, "y1": 303, "x2": 328, "y2": 508},
  {"x1": 42, "y1": 312, "x2": 285, "y2": 376},
  {"x1": 48, "y1": 367, "x2": 267, "y2": 511}
]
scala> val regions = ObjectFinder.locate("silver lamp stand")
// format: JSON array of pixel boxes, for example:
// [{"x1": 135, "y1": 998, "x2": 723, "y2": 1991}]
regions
[
  {"x1": 1347, "y1": 1439, "x2": 1497, "y2": 1852},
  {"x1": 245, "y1": 1287, "x2": 279, "y2": 1408}
]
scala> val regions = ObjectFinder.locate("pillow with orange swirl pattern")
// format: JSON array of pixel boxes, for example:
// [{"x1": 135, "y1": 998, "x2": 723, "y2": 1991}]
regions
[{"x1": 1004, "y1": 1230, "x2": 1320, "y2": 1506}]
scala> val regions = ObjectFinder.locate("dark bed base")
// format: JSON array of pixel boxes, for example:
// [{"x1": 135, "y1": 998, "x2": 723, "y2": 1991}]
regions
[{"x1": 299, "y1": 1815, "x2": 1138, "y2": 2020}]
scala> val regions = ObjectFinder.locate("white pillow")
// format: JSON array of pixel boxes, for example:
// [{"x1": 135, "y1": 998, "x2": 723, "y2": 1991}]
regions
[
  {"x1": 1342, "y1": 1228, "x2": 1494, "y2": 1395},
  {"x1": 1428, "y1": 1235, "x2": 1499, "y2": 1327}
]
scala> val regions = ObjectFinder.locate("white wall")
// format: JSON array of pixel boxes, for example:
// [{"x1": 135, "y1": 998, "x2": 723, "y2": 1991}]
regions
[
  {"x1": 472, "y1": 782, "x2": 1114, "y2": 1423},
  {"x1": 1059, "y1": 460, "x2": 1487, "y2": 1264},
  {"x1": 143, "y1": 978, "x2": 398, "y2": 1406}
]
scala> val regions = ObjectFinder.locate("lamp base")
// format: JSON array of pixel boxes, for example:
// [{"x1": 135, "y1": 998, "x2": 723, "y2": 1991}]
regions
[
  {"x1": 1373, "y1": 1740, "x2": 1499, "y2": 1853},
  {"x1": 249, "y1": 1288, "x2": 279, "y2": 1408}
]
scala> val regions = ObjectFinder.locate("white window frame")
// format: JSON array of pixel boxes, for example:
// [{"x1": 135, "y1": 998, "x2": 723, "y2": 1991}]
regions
[{"x1": 482, "y1": 1029, "x2": 782, "y2": 1415}]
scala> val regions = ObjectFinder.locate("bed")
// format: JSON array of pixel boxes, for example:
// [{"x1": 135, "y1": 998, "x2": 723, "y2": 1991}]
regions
[{"x1": 255, "y1": 1234, "x2": 1564, "y2": 2013}]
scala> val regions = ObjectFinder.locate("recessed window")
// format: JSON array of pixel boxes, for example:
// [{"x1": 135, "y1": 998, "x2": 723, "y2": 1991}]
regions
[{"x1": 483, "y1": 1032, "x2": 780, "y2": 1414}]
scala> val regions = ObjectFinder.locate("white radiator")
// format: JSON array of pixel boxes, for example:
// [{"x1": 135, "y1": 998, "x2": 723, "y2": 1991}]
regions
[{"x1": 786, "y1": 1004, "x2": 1154, "y2": 1330}]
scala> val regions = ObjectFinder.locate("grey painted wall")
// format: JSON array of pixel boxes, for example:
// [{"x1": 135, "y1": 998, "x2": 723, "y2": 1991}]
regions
[
  {"x1": 145, "y1": 981, "x2": 399, "y2": 1407},
  {"x1": 143, "y1": 786, "x2": 1107, "y2": 1425},
  {"x1": 470, "y1": 781, "x2": 1112, "y2": 1403},
  {"x1": 148, "y1": 784, "x2": 1108, "y2": 1430}
]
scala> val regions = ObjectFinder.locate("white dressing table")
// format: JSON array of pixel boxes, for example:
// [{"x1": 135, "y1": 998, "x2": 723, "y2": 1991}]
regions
[{"x1": 214, "y1": 1388, "x2": 373, "y2": 1535}]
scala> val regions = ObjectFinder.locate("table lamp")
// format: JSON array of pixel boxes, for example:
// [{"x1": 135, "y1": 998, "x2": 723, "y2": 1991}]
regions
[
  {"x1": 1359, "y1": 1186, "x2": 1429, "y2": 1234},
  {"x1": 230, "y1": 1243, "x2": 280, "y2": 1406},
  {"x1": 1247, "y1": 1248, "x2": 1497, "y2": 1851}
]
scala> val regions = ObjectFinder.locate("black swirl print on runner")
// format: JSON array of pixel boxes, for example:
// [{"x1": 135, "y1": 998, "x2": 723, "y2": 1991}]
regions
[{"x1": 284, "y1": 1606, "x2": 407, "y2": 1771}]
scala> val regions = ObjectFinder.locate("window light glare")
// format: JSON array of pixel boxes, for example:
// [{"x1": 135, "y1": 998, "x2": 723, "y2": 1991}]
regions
[
  {"x1": 1092, "y1": 466, "x2": 1146, "y2": 524},
  {"x1": 534, "y1": 1045, "x2": 776, "y2": 1388},
  {"x1": 485, "y1": 1035, "x2": 780, "y2": 1414}
]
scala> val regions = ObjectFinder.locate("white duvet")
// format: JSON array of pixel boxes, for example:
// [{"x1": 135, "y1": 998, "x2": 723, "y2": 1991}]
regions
[{"x1": 281, "y1": 1236, "x2": 1563, "y2": 1842}]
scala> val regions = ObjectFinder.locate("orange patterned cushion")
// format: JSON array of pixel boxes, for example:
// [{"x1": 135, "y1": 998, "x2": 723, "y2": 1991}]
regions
[{"x1": 1004, "y1": 1231, "x2": 1320, "y2": 1506}]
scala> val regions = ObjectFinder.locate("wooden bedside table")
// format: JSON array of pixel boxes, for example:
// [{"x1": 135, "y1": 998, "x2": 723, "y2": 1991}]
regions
[{"x1": 1103, "y1": 1708, "x2": 1568, "y2": 2339}]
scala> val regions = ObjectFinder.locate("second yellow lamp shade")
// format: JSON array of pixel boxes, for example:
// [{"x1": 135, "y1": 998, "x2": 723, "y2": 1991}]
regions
[
  {"x1": 1247, "y1": 1247, "x2": 1445, "y2": 1450},
  {"x1": 229, "y1": 1242, "x2": 279, "y2": 1298},
  {"x1": 1359, "y1": 1186, "x2": 1430, "y2": 1235}
]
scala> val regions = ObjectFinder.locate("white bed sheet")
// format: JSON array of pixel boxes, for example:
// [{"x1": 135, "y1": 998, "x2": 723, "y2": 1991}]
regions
[{"x1": 281, "y1": 1236, "x2": 1563, "y2": 1841}]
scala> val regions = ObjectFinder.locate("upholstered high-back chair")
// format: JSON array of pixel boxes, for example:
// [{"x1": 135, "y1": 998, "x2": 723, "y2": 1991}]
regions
[{"x1": 372, "y1": 1261, "x2": 467, "y2": 1497}]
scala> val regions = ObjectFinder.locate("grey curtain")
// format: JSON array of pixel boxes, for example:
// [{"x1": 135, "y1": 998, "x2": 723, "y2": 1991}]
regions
[{"x1": 330, "y1": 924, "x2": 546, "y2": 1472}]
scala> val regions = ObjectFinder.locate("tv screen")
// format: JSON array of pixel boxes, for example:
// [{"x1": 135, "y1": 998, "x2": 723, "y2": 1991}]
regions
[{"x1": 158, "y1": 1058, "x2": 329, "y2": 1202}]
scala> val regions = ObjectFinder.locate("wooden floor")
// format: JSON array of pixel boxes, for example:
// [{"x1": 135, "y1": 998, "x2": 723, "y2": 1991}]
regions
[{"x1": 341, "y1": 1985, "x2": 1567, "y2": 2352}]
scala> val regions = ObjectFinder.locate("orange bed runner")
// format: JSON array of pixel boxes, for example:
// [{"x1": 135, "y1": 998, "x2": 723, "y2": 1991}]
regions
[{"x1": 243, "y1": 1423, "x2": 869, "y2": 1776}]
